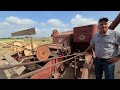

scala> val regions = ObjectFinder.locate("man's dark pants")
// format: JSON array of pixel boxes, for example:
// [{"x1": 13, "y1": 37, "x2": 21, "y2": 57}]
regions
[{"x1": 94, "y1": 57, "x2": 115, "y2": 79}]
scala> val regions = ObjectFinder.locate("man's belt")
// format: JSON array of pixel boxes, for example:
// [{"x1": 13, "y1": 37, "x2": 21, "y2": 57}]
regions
[{"x1": 96, "y1": 57, "x2": 110, "y2": 61}]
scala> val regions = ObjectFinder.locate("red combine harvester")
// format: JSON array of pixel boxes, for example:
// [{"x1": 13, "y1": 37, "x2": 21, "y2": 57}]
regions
[{"x1": 0, "y1": 13, "x2": 120, "y2": 79}]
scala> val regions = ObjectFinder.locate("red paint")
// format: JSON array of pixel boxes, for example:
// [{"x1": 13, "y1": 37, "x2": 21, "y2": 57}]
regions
[
  {"x1": 73, "y1": 24, "x2": 97, "y2": 42},
  {"x1": 30, "y1": 59, "x2": 61, "y2": 79}
]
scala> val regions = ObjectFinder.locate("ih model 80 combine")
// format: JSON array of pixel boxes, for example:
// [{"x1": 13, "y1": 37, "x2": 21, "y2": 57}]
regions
[{"x1": 0, "y1": 13, "x2": 120, "y2": 79}]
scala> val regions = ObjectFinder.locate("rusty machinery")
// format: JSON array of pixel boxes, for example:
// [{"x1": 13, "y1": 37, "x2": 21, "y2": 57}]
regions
[{"x1": 0, "y1": 13, "x2": 120, "y2": 79}]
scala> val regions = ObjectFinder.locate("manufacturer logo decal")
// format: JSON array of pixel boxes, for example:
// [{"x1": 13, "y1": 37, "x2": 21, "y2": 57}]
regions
[{"x1": 79, "y1": 35, "x2": 85, "y2": 40}]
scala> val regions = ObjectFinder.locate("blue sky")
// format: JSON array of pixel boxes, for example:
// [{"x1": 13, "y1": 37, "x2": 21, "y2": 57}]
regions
[{"x1": 0, "y1": 11, "x2": 120, "y2": 38}]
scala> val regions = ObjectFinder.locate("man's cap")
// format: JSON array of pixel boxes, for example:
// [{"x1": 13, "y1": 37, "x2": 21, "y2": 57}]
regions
[{"x1": 98, "y1": 17, "x2": 109, "y2": 22}]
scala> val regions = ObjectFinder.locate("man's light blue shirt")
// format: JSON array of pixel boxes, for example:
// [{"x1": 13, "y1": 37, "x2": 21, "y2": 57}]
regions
[{"x1": 90, "y1": 30, "x2": 120, "y2": 59}]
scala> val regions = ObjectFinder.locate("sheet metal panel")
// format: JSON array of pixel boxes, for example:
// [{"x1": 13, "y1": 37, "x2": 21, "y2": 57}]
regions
[
  {"x1": 73, "y1": 24, "x2": 97, "y2": 42},
  {"x1": 11, "y1": 28, "x2": 36, "y2": 37}
]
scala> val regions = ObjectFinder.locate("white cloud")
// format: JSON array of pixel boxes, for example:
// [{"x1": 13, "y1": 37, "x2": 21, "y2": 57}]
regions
[
  {"x1": 0, "y1": 15, "x2": 98, "y2": 38},
  {"x1": 1, "y1": 14, "x2": 119, "y2": 38},
  {"x1": 0, "y1": 22, "x2": 12, "y2": 29},
  {"x1": 71, "y1": 14, "x2": 97, "y2": 27},
  {"x1": 47, "y1": 19, "x2": 63, "y2": 27},
  {"x1": 34, "y1": 27, "x2": 73, "y2": 38},
  {"x1": 35, "y1": 28, "x2": 53, "y2": 37},
  {"x1": 0, "y1": 16, "x2": 41, "y2": 38},
  {"x1": 5, "y1": 16, "x2": 39, "y2": 26}
]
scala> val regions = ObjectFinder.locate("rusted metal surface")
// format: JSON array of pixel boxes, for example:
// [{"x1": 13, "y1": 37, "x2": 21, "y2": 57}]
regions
[
  {"x1": 2, "y1": 44, "x2": 91, "y2": 79},
  {"x1": 74, "y1": 57, "x2": 77, "y2": 78},
  {"x1": 12, "y1": 55, "x2": 80, "y2": 79},
  {"x1": 109, "y1": 13, "x2": 120, "y2": 30},
  {"x1": 47, "y1": 43, "x2": 71, "y2": 55},
  {"x1": 0, "y1": 54, "x2": 76, "y2": 70},
  {"x1": 73, "y1": 24, "x2": 97, "y2": 42},
  {"x1": 72, "y1": 24, "x2": 97, "y2": 52},
  {"x1": 47, "y1": 44, "x2": 62, "y2": 50},
  {"x1": 53, "y1": 31, "x2": 73, "y2": 46},
  {"x1": 51, "y1": 29, "x2": 59, "y2": 37},
  {"x1": 30, "y1": 58, "x2": 61, "y2": 79},
  {"x1": 11, "y1": 28, "x2": 36, "y2": 37},
  {"x1": 36, "y1": 45, "x2": 51, "y2": 61},
  {"x1": 55, "y1": 30, "x2": 73, "y2": 36},
  {"x1": 30, "y1": 35, "x2": 34, "y2": 55}
]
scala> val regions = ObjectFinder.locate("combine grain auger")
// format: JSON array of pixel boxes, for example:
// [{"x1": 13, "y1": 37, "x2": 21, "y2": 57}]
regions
[{"x1": 109, "y1": 13, "x2": 120, "y2": 30}]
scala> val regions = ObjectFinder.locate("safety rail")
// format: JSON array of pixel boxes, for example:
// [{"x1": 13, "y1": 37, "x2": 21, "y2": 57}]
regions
[
  {"x1": 0, "y1": 53, "x2": 87, "y2": 79},
  {"x1": 0, "y1": 54, "x2": 76, "y2": 70},
  {"x1": 12, "y1": 53, "x2": 83, "y2": 79}
]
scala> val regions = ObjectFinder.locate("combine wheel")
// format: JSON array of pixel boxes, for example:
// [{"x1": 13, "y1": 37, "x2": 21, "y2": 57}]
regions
[{"x1": 36, "y1": 45, "x2": 50, "y2": 61}]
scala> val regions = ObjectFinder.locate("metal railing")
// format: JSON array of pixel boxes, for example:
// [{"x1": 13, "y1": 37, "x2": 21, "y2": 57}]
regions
[{"x1": 0, "y1": 53, "x2": 85, "y2": 79}]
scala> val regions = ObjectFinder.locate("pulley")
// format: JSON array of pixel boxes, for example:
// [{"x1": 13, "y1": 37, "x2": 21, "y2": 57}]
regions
[{"x1": 36, "y1": 45, "x2": 50, "y2": 61}]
